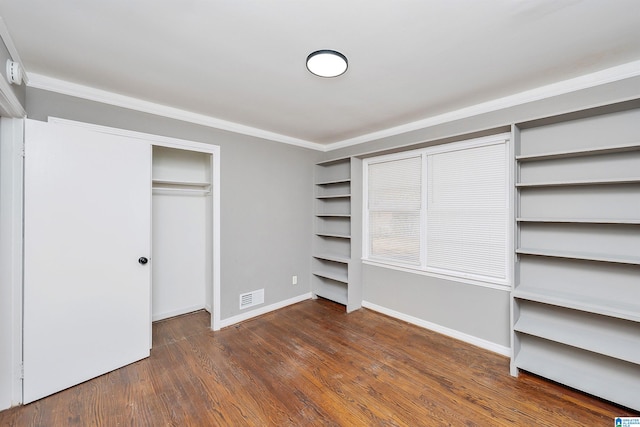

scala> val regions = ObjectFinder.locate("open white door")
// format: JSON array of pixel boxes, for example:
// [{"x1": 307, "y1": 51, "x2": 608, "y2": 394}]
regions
[{"x1": 23, "y1": 119, "x2": 151, "y2": 403}]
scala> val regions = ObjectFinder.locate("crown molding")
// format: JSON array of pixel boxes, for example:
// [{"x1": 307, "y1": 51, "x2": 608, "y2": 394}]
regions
[
  {"x1": 26, "y1": 73, "x2": 325, "y2": 151},
  {"x1": 0, "y1": 74, "x2": 25, "y2": 118},
  {"x1": 324, "y1": 60, "x2": 640, "y2": 152},
  {"x1": 26, "y1": 60, "x2": 640, "y2": 153}
]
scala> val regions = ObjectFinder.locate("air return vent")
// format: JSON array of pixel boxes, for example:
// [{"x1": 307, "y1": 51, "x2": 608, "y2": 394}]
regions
[{"x1": 239, "y1": 289, "x2": 264, "y2": 310}]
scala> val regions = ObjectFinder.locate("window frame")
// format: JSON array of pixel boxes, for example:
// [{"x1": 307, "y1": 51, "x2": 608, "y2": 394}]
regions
[{"x1": 362, "y1": 133, "x2": 511, "y2": 290}]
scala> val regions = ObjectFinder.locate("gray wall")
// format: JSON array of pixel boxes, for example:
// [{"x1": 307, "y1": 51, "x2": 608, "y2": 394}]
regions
[
  {"x1": 364, "y1": 265, "x2": 510, "y2": 346},
  {"x1": 322, "y1": 75, "x2": 640, "y2": 350},
  {"x1": 26, "y1": 87, "x2": 320, "y2": 320}
]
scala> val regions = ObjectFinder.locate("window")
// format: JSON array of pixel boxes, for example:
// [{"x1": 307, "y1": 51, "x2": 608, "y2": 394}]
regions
[
  {"x1": 364, "y1": 134, "x2": 509, "y2": 286},
  {"x1": 367, "y1": 155, "x2": 422, "y2": 265}
]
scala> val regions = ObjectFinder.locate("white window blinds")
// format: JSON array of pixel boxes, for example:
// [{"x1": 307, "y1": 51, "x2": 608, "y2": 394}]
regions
[
  {"x1": 364, "y1": 135, "x2": 509, "y2": 285},
  {"x1": 426, "y1": 143, "x2": 507, "y2": 279},
  {"x1": 367, "y1": 156, "x2": 422, "y2": 265}
]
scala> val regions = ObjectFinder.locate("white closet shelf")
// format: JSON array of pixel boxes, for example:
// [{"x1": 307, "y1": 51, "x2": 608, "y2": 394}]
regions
[
  {"x1": 516, "y1": 217, "x2": 640, "y2": 224},
  {"x1": 152, "y1": 179, "x2": 211, "y2": 195},
  {"x1": 313, "y1": 254, "x2": 350, "y2": 264},
  {"x1": 516, "y1": 141, "x2": 640, "y2": 162},
  {"x1": 516, "y1": 177, "x2": 640, "y2": 187},
  {"x1": 516, "y1": 247, "x2": 640, "y2": 265},
  {"x1": 315, "y1": 213, "x2": 351, "y2": 218},
  {"x1": 512, "y1": 288, "x2": 640, "y2": 322},
  {"x1": 514, "y1": 310, "x2": 640, "y2": 365}
]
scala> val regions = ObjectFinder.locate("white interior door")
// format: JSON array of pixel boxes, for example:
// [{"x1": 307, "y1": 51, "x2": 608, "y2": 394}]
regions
[{"x1": 23, "y1": 119, "x2": 151, "y2": 403}]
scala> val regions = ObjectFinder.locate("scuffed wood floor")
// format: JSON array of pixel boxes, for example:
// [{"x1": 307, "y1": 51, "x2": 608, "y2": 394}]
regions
[{"x1": 0, "y1": 298, "x2": 636, "y2": 426}]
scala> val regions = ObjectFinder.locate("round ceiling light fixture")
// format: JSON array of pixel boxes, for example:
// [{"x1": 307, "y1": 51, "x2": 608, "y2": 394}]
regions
[{"x1": 306, "y1": 50, "x2": 348, "y2": 78}]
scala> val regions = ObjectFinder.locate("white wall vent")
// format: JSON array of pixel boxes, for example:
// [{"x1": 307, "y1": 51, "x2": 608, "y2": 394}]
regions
[{"x1": 239, "y1": 289, "x2": 264, "y2": 310}]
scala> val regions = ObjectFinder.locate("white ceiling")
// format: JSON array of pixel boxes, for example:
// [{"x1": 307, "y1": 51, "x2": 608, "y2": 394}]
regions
[{"x1": 1, "y1": 0, "x2": 639, "y2": 147}]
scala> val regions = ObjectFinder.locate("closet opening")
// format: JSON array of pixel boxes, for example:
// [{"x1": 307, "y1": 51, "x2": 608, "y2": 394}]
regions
[{"x1": 151, "y1": 146, "x2": 214, "y2": 333}]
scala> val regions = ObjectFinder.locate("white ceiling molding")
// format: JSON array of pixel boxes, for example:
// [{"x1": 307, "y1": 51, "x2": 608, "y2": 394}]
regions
[
  {"x1": 0, "y1": 75, "x2": 25, "y2": 117},
  {"x1": 26, "y1": 73, "x2": 325, "y2": 151},
  {"x1": 324, "y1": 60, "x2": 640, "y2": 152},
  {"x1": 27, "y1": 60, "x2": 640, "y2": 153}
]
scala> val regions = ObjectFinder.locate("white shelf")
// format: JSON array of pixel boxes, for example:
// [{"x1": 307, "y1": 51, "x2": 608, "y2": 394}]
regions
[
  {"x1": 316, "y1": 178, "x2": 351, "y2": 185},
  {"x1": 512, "y1": 288, "x2": 640, "y2": 323},
  {"x1": 314, "y1": 285, "x2": 348, "y2": 305},
  {"x1": 153, "y1": 179, "x2": 210, "y2": 186},
  {"x1": 516, "y1": 141, "x2": 640, "y2": 162},
  {"x1": 316, "y1": 232, "x2": 351, "y2": 239},
  {"x1": 152, "y1": 179, "x2": 210, "y2": 187},
  {"x1": 152, "y1": 179, "x2": 211, "y2": 194},
  {"x1": 313, "y1": 271, "x2": 348, "y2": 284},
  {"x1": 316, "y1": 194, "x2": 351, "y2": 199},
  {"x1": 516, "y1": 217, "x2": 640, "y2": 224},
  {"x1": 316, "y1": 214, "x2": 351, "y2": 218},
  {"x1": 515, "y1": 336, "x2": 640, "y2": 411},
  {"x1": 516, "y1": 177, "x2": 640, "y2": 187},
  {"x1": 516, "y1": 247, "x2": 640, "y2": 265},
  {"x1": 514, "y1": 304, "x2": 640, "y2": 364},
  {"x1": 316, "y1": 157, "x2": 350, "y2": 166},
  {"x1": 313, "y1": 254, "x2": 350, "y2": 264}
]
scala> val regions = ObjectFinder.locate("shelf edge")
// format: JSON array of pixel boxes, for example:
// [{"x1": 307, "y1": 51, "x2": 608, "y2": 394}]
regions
[
  {"x1": 512, "y1": 289, "x2": 640, "y2": 322},
  {"x1": 516, "y1": 248, "x2": 640, "y2": 265},
  {"x1": 516, "y1": 142, "x2": 640, "y2": 161}
]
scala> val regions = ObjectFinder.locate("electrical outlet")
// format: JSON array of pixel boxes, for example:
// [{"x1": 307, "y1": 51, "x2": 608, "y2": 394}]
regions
[{"x1": 292, "y1": 275, "x2": 298, "y2": 285}]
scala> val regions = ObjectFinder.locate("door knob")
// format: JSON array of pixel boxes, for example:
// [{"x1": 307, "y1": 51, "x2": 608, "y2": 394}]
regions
[{"x1": 138, "y1": 257, "x2": 148, "y2": 265}]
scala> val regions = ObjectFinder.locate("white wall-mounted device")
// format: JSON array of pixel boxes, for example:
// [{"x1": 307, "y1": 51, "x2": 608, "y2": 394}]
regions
[{"x1": 6, "y1": 60, "x2": 22, "y2": 85}]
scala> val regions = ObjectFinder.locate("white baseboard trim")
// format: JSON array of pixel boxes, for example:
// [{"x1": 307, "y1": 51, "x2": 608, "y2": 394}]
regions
[
  {"x1": 219, "y1": 293, "x2": 313, "y2": 329},
  {"x1": 152, "y1": 304, "x2": 206, "y2": 322},
  {"x1": 362, "y1": 300, "x2": 511, "y2": 357}
]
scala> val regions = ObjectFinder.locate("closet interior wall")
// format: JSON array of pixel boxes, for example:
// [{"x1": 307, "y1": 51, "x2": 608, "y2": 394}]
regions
[{"x1": 152, "y1": 146, "x2": 213, "y2": 321}]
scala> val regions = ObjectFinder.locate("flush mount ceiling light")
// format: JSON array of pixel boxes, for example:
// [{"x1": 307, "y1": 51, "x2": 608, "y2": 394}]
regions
[{"x1": 306, "y1": 50, "x2": 348, "y2": 78}]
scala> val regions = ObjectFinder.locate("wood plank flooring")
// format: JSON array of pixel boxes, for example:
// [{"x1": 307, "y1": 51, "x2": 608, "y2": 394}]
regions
[{"x1": 1, "y1": 298, "x2": 636, "y2": 426}]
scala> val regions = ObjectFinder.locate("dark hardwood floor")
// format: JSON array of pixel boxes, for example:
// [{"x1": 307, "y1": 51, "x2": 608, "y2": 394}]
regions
[{"x1": 0, "y1": 298, "x2": 636, "y2": 426}]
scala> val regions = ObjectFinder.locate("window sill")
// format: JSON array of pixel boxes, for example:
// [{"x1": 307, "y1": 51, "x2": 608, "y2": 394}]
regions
[{"x1": 362, "y1": 259, "x2": 511, "y2": 292}]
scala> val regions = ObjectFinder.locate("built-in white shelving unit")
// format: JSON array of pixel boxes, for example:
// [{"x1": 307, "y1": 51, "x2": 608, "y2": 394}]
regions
[
  {"x1": 312, "y1": 157, "x2": 362, "y2": 312},
  {"x1": 511, "y1": 104, "x2": 640, "y2": 411}
]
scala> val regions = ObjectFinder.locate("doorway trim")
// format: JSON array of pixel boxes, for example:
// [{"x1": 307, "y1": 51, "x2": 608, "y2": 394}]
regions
[
  {"x1": 0, "y1": 117, "x2": 24, "y2": 407},
  {"x1": 48, "y1": 117, "x2": 222, "y2": 331}
]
